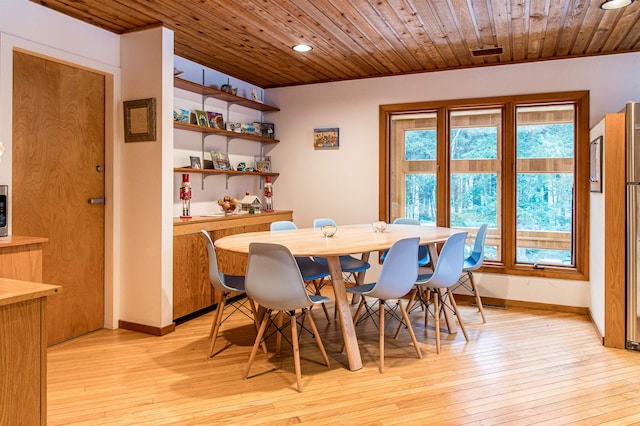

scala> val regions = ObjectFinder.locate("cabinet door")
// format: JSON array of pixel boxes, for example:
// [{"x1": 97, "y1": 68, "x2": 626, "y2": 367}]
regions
[
  {"x1": 0, "y1": 298, "x2": 43, "y2": 425},
  {"x1": 173, "y1": 233, "x2": 213, "y2": 320}
]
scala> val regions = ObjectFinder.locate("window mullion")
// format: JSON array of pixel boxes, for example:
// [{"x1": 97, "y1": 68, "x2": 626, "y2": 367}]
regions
[
  {"x1": 438, "y1": 106, "x2": 449, "y2": 226},
  {"x1": 503, "y1": 102, "x2": 516, "y2": 270}
]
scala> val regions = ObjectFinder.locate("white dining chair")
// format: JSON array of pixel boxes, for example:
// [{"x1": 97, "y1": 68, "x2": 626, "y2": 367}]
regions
[
  {"x1": 244, "y1": 242, "x2": 331, "y2": 392},
  {"x1": 346, "y1": 237, "x2": 422, "y2": 373},
  {"x1": 270, "y1": 220, "x2": 332, "y2": 322},
  {"x1": 200, "y1": 230, "x2": 264, "y2": 358}
]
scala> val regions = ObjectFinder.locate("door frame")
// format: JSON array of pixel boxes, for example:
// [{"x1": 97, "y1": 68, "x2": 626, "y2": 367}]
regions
[{"x1": 0, "y1": 34, "x2": 121, "y2": 329}]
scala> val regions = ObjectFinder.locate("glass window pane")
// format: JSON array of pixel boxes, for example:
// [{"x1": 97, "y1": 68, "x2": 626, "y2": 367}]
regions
[
  {"x1": 516, "y1": 123, "x2": 574, "y2": 159},
  {"x1": 516, "y1": 103, "x2": 575, "y2": 266},
  {"x1": 450, "y1": 173, "x2": 497, "y2": 228},
  {"x1": 405, "y1": 129, "x2": 436, "y2": 160},
  {"x1": 449, "y1": 109, "x2": 502, "y2": 262},
  {"x1": 450, "y1": 127, "x2": 498, "y2": 159},
  {"x1": 405, "y1": 174, "x2": 436, "y2": 225},
  {"x1": 390, "y1": 112, "x2": 438, "y2": 221}
]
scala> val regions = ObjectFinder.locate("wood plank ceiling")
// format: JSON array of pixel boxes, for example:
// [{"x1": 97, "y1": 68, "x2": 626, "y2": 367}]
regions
[{"x1": 30, "y1": 0, "x2": 640, "y2": 88}]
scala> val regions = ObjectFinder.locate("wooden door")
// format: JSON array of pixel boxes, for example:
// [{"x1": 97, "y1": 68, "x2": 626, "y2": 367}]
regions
[{"x1": 12, "y1": 51, "x2": 105, "y2": 344}]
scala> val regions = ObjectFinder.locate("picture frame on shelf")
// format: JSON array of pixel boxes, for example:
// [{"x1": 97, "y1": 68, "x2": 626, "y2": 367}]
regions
[
  {"x1": 240, "y1": 123, "x2": 256, "y2": 134},
  {"x1": 173, "y1": 107, "x2": 190, "y2": 123},
  {"x1": 314, "y1": 127, "x2": 339, "y2": 149},
  {"x1": 210, "y1": 151, "x2": 231, "y2": 170},
  {"x1": 123, "y1": 97, "x2": 156, "y2": 142},
  {"x1": 190, "y1": 156, "x2": 201, "y2": 169},
  {"x1": 207, "y1": 111, "x2": 225, "y2": 129},
  {"x1": 253, "y1": 122, "x2": 275, "y2": 138},
  {"x1": 191, "y1": 110, "x2": 210, "y2": 127},
  {"x1": 227, "y1": 121, "x2": 242, "y2": 133},
  {"x1": 255, "y1": 160, "x2": 271, "y2": 172}
]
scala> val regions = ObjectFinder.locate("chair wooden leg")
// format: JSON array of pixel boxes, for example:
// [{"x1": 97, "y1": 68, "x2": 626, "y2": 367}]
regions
[
  {"x1": 290, "y1": 312, "x2": 303, "y2": 392},
  {"x1": 447, "y1": 289, "x2": 469, "y2": 342},
  {"x1": 245, "y1": 309, "x2": 271, "y2": 380},
  {"x1": 433, "y1": 289, "x2": 441, "y2": 354},
  {"x1": 379, "y1": 299, "x2": 385, "y2": 373},
  {"x1": 424, "y1": 288, "x2": 431, "y2": 330},
  {"x1": 398, "y1": 299, "x2": 422, "y2": 359},
  {"x1": 305, "y1": 308, "x2": 330, "y2": 367},
  {"x1": 208, "y1": 294, "x2": 228, "y2": 358},
  {"x1": 352, "y1": 296, "x2": 366, "y2": 324},
  {"x1": 394, "y1": 288, "x2": 416, "y2": 339},
  {"x1": 276, "y1": 311, "x2": 283, "y2": 358},
  {"x1": 313, "y1": 279, "x2": 331, "y2": 323},
  {"x1": 469, "y1": 272, "x2": 486, "y2": 323},
  {"x1": 248, "y1": 298, "x2": 268, "y2": 354}
]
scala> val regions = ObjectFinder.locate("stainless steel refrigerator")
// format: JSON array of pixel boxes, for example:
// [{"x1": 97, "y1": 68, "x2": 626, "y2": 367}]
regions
[{"x1": 626, "y1": 101, "x2": 640, "y2": 350}]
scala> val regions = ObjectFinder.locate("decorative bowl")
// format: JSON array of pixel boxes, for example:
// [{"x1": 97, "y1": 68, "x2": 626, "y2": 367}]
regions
[
  {"x1": 372, "y1": 221, "x2": 387, "y2": 233},
  {"x1": 321, "y1": 224, "x2": 337, "y2": 238}
]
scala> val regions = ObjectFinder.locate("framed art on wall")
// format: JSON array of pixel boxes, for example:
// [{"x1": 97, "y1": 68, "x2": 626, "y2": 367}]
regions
[
  {"x1": 123, "y1": 98, "x2": 156, "y2": 142},
  {"x1": 314, "y1": 128, "x2": 339, "y2": 149}
]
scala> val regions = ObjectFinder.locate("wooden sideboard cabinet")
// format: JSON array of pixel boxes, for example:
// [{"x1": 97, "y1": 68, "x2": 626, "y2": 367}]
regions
[
  {"x1": 173, "y1": 211, "x2": 293, "y2": 320},
  {"x1": 0, "y1": 278, "x2": 60, "y2": 426}
]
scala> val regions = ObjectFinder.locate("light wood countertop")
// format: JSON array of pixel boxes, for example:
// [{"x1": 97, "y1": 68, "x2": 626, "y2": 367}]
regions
[
  {"x1": 0, "y1": 235, "x2": 48, "y2": 248},
  {"x1": 173, "y1": 210, "x2": 293, "y2": 236},
  {"x1": 0, "y1": 277, "x2": 61, "y2": 307}
]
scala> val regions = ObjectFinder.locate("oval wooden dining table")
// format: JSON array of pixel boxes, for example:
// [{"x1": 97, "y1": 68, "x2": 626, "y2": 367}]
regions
[{"x1": 214, "y1": 223, "x2": 463, "y2": 371}]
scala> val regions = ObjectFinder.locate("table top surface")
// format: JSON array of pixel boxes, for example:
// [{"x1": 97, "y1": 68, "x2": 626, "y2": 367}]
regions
[{"x1": 214, "y1": 223, "x2": 462, "y2": 257}]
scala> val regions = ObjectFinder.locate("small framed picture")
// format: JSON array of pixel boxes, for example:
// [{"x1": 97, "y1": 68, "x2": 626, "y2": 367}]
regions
[
  {"x1": 207, "y1": 111, "x2": 225, "y2": 129},
  {"x1": 191, "y1": 110, "x2": 210, "y2": 128},
  {"x1": 190, "y1": 156, "x2": 201, "y2": 169},
  {"x1": 253, "y1": 122, "x2": 275, "y2": 138},
  {"x1": 123, "y1": 98, "x2": 156, "y2": 142},
  {"x1": 173, "y1": 107, "x2": 190, "y2": 123},
  {"x1": 314, "y1": 127, "x2": 339, "y2": 149},
  {"x1": 210, "y1": 150, "x2": 231, "y2": 170},
  {"x1": 255, "y1": 161, "x2": 271, "y2": 172}
]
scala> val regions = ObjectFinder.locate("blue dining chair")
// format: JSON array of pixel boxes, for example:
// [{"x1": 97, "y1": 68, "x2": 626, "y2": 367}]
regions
[
  {"x1": 410, "y1": 231, "x2": 469, "y2": 354},
  {"x1": 380, "y1": 218, "x2": 430, "y2": 266},
  {"x1": 312, "y1": 218, "x2": 371, "y2": 282},
  {"x1": 453, "y1": 223, "x2": 489, "y2": 323},
  {"x1": 244, "y1": 242, "x2": 331, "y2": 392},
  {"x1": 346, "y1": 237, "x2": 422, "y2": 373},
  {"x1": 270, "y1": 220, "x2": 331, "y2": 321}
]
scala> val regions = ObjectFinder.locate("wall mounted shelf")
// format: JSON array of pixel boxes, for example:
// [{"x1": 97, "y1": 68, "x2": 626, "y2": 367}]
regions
[
  {"x1": 174, "y1": 77, "x2": 280, "y2": 112},
  {"x1": 173, "y1": 122, "x2": 279, "y2": 144}
]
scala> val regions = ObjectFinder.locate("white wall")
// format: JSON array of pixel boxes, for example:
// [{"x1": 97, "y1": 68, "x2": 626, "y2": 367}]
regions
[
  {"x1": 120, "y1": 27, "x2": 175, "y2": 329},
  {"x1": 266, "y1": 53, "x2": 640, "y2": 309},
  {"x1": 590, "y1": 118, "x2": 606, "y2": 335}
]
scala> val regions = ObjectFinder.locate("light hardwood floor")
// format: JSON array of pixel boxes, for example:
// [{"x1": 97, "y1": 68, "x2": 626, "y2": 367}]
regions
[{"x1": 47, "y1": 298, "x2": 640, "y2": 425}]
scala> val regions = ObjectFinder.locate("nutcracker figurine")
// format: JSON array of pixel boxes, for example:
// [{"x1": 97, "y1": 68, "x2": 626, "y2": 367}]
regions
[
  {"x1": 179, "y1": 173, "x2": 192, "y2": 218},
  {"x1": 264, "y1": 176, "x2": 274, "y2": 212}
]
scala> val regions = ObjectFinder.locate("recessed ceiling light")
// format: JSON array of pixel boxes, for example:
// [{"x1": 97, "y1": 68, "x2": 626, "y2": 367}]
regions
[
  {"x1": 600, "y1": 0, "x2": 634, "y2": 9},
  {"x1": 293, "y1": 44, "x2": 312, "y2": 53}
]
